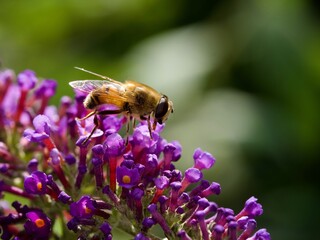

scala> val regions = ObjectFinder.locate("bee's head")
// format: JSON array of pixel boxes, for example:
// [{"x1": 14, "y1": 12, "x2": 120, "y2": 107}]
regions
[{"x1": 154, "y1": 95, "x2": 174, "y2": 125}]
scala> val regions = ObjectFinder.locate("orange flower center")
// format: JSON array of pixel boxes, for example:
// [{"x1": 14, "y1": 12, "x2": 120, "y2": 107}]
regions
[
  {"x1": 84, "y1": 207, "x2": 92, "y2": 214},
  {"x1": 35, "y1": 219, "x2": 45, "y2": 228},
  {"x1": 122, "y1": 175, "x2": 131, "y2": 184},
  {"x1": 37, "y1": 182, "x2": 42, "y2": 191}
]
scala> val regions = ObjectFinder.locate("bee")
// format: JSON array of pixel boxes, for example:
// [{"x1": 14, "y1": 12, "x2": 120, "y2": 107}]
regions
[{"x1": 69, "y1": 67, "x2": 174, "y2": 143}]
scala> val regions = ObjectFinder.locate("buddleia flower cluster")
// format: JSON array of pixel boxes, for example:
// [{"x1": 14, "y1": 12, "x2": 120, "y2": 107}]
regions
[{"x1": 0, "y1": 69, "x2": 271, "y2": 240}]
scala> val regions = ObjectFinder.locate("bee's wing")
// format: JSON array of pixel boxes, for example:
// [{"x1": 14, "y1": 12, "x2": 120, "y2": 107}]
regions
[
  {"x1": 69, "y1": 80, "x2": 123, "y2": 93},
  {"x1": 69, "y1": 80, "x2": 129, "y2": 108}
]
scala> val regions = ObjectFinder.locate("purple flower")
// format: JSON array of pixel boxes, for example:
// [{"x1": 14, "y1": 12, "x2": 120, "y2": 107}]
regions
[
  {"x1": 201, "y1": 181, "x2": 221, "y2": 197},
  {"x1": 0, "y1": 69, "x2": 271, "y2": 240},
  {"x1": 116, "y1": 166, "x2": 141, "y2": 189},
  {"x1": 100, "y1": 222, "x2": 112, "y2": 238},
  {"x1": 130, "y1": 124, "x2": 159, "y2": 151},
  {"x1": 103, "y1": 133, "x2": 125, "y2": 157},
  {"x1": 161, "y1": 141, "x2": 182, "y2": 170},
  {"x1": 24, "y1": 210, "x2": 51, "y2": 239},
  {"x1": 34, "y1": 79, "x2": 57, "y2": 98},
  {"x1": 147, "y1": 203, "x2": 172, "y2": 236},
  {"x1": 24, "y1": 171, "x2": 48, "y2": 195},
  {"x1": 65, "y1": 154, "x2": 76, "y2": 165},
  {"x1": 184, "y1": 167, "x2": 203, "y2": 182},
  {"x1": 76, "y1": 116, "x2": 104, "y2": 140},
  {"x1": 0, "y1": 69, "x2": 14, "y2": 86},
  {"x1": 193, "y1": 148, "x2": 215, "y2": 170},
  {"x1": 27, "y1": 158, "x2": 39, "y2": 173},
  {"x1": 58, "y1": 191, "x2": 72, "y2": 204},
  {"x1": 17, "y1": 69, "x2": 38, "y2": 91},
  {"x1": 70, "y1": 196, "x2": 95, "y2": 219},
  {"x1": 163, "y1": 141, "x2": 182, "y2": 162},
  {"x1": 236, "y1": 196, "x2": 263, "y2": 219},
  {"x1": 1, "y1": 85, "x2": 20, "y2": 118},
  {"x1": 0, "y1": 69, "x2": 14, "y2": 108},
  {"x1": 23, "y1": 114, "x2": 51, "y2": 142},
  {"x1": 180, "y1": 167, "x2": 203, "y2": 193},
  {"x1": 154, "y1": 176, "x2": 170, "y2": 190},
  {"x1": 92, "y1": 144, "x2": 104, "y2": 156},
  {"x1": 0, "y1": 163, "x2": 9, "y2": 173},
  {"x1": 135, "y1": 233, "x2": 150, "y2": 240},
  {"x1": 142, "y1": 217, "x2": 155, "y2": 230},
  {"x1": 49, "y1": 148, "x2": 61, "y2": 165},
  {"x1": 247, "y1": 229, "x2": 271, "y2": 240},
  {"x1": 44, "y1": 105, "x2": 59, "y2": 122},
  {"x1": 102, "y1": 115, "x2": 124, "y2": 135}
]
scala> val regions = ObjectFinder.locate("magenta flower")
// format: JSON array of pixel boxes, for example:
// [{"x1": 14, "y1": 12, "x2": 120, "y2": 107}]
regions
[
  {"x1": 70, "y1": 195, "x2": 95, "y2": 219},
  {"x1": 24, "y1": 210, "x2": 51, "y2": 239},
  {"x1": 0, "y1": 69, "x2": 270, "y2": 239}
]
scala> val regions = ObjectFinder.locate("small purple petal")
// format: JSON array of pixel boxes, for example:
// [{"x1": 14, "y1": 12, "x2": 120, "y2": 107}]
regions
[
  {"x1": 49, "y1": 148, "x2": 61, "y2": 165},
  {"x1": 131, "y1": 188, "x2": 144, "y2": 200},
  {"x1": 27, "y1": 159, "x2": 39, "y2": 173},
  {"x1": 0, "y1": 69, "x2": 15, "y2": 85},
  {"x1": 23, "y1": 128, "x2": 49, "y2": 142},
  {"x1": 92, "y1": 144, "x2": 104, "y2": 156},
  {"x1": 154, "y1": 176, "x2": 169, "y2": 190},
  {"x1": 100, "y1": 222, "x2": 112, "y2": 236},
  {"x1": 134, "y1": 233, "x2": 150, "y2": 240},
  {"x1": 65, "y1": 154, "x2": 76, "y2": 165},
  {"x1": 17, "y1": 70, "x2": 37, "y2": 90},
  {"x1": 193, "y1": 148, "x2": 215, "y2": 170},
  {"x1": 33, "y1": 114, "x2": 51, "y2": 134},
  {"x1": 34, "y1": 79, "x2": 57, "y2": 98},
  {"x1": 241, "y1": 196, "x2": 264, "y2": 218},
  {"x1": 0, "y1": 163, "x2": 9, "y2": 173},
  {"x1": 185, "y1": 168, "x2": 203, "y2": 183},
  {"x1": 1, "y1": 85, "x2": 20, "y2": 117},
  {"x1": 247, "y1": 229, "x2": 271, "y2": 240},
  {"x1": 163, "y1": 141, "x2": 182, "y2": 162},
  {"x1": 142, "y1": 217, "x2": 155, "y2": 229},
  {"x1": 58, "y1": 191, "x2": 72, "y2": 204},
  {"x1": 201, "y1": 182, "x2": 221, "y2": 197},
  {"x1": 104, "y1": 133, "x2": 125, "y2": 157}
]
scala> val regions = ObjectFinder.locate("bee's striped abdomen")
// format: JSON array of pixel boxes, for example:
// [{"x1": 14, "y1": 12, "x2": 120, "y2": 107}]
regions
[{"x1": 84, "y1": 93, "x2": 100, "y2": 109}]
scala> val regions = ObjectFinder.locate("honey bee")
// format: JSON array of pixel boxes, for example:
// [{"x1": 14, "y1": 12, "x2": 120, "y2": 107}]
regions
[{"x1": 69, "y1": 67, "x2": 174, "y2": 143}]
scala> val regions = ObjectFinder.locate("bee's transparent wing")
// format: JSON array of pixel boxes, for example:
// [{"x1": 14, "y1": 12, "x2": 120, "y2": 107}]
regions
[{"x1": 69, "y1": 80, "x2": 123, "y2": 93}]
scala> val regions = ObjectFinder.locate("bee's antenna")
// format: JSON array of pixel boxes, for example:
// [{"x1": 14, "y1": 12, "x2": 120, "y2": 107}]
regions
[{"x1": 74, "y1": 67, "x2": 117, "y2": 82}]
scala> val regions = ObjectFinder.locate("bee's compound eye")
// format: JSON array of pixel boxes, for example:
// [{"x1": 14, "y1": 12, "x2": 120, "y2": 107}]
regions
[{"x1": 155, "y1": 96, "x2": 169, "y2": 120}]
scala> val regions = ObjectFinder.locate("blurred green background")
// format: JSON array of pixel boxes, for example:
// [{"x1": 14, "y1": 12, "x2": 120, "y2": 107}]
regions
[{"x1": 1, "y1": 0, "x2": 319, "y2": 239}]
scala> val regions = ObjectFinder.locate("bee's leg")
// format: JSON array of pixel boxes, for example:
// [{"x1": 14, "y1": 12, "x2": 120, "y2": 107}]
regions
[
  {"x1": 147, "y1": 115, "x2": 153, "y2": 139},
  {"x1": 152, "y1": 119, "x2": 157, "y2": 131},
  {"x1": 83, "y1": 114, "x2": 99, "y2": 144},
  {"x1": 132, "y1": 118, "x2": 136, "y2": 130},
  {"x1": 126, "y1": 116, "x2": 132, "y2": 133},
  {"x1": 78, "y1": 110, "x2": 97, "y2": 121},
  {"x1": 83, "y1": 109, "x2": 123, "y2": 144},
  {"x1": 96, "y1": 109, "x2": 123, "y2": 115},
  {"x1": 125, "y1": 115, "x2": 132, "y2": 145}
]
